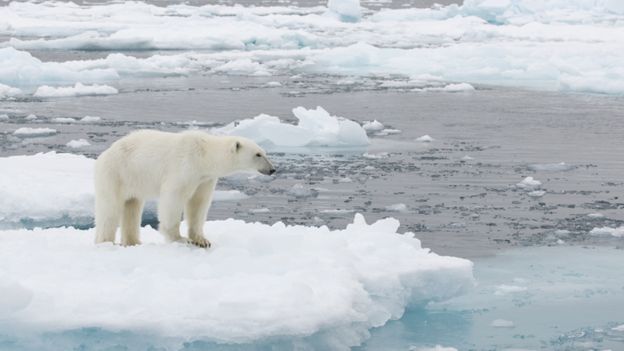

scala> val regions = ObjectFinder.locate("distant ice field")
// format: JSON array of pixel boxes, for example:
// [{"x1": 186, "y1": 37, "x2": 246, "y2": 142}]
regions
[{"x1": 1, "y1": 0, "x2": 624, "y2": 94}]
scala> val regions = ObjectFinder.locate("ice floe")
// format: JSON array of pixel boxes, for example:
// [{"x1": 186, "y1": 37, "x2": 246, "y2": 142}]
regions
[
  {"x1": 34, "y1": 83, "x2": 118, "y2": 98},
  {"x1": 0, "y1": 214, "x2": 474, "y2": 349},
  {"x1": 528, "y1": 162, "x2": 573, "y2": 172},
  {"x1": 515, "y1": 176, "x2": 541, "y2": 190},
  {"x1": 385, "y1": 203, "x2": 409, "y2": 212},
  {"x1": 327, "y1": 0, "x2": 362, "y2": 22},
  {"x1": 589, "y1": 226, "x2": 624, "y2": 238},
  {"x1": 362, "y1": 119, "x2": 385, "y2": 132},
  {"x1": 12, "y1": 127, "x2": 57, "y2": 137},
  {"x1": 490, "y1": 319, "x2": 515, "y2": 328},
  {"x1": 0, "y1": 83, "x2": 21, "y2": 99},
  {"x1": 416, "y1": 135, "x2": 435, "y2": 142},
  {"x1": 65, "y1": 139, "x2": 91, "y2": 149},
  {"x1": 212, "y1": 106, "x2": 369, "y2": 150},
  {"x1": 0, "y1": 152, "x2": 248, "y2": 228}
]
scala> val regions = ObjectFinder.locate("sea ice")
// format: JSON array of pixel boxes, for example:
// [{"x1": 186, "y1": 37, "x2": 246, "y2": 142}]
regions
[
  {"x1": 65, "y1": 139, "x2": 91, "y2": 148},
  {"x1": 416, "y1": 135, "x2": 435, "y2": 142},
  {"x1": 327, "y1": 0, "x2": 362, "y2": 22},
  {"x1": 0, "y1": 214, "x2": 474, "y2": 349},
  {"x1": 362, "y1": 120, "x2": 385, "y2": 132},
  {"x1": 528, "y1": 162, "x2": 573, "y2": 172},
  {"x1": 212, "y1": 106, "x2": 369, "y2": 150},
  {"x1": 51, "y1": 117, "x2": 77, "y2": 123},
  {"x1": 12, "y1": 127, "x2": 57, "y2": 137},
  {"x1": 80, "y1": 115, "x2": 101, "y2": 123},
  {"x1": 385, "y1": 203, "x2": 409, "y2": 212},
  {"x1": 589, "y1": 226, "x2": 624, "y2": 238},
  {"x1": 515, "y1": 177, "x2": 541, "y2": 190},
  {"x1": 0, "y1": 83, "x2": 21, "y2": 99},
  {"x1": 34, "y1": 83, "x2": 118, "y2": 98}
]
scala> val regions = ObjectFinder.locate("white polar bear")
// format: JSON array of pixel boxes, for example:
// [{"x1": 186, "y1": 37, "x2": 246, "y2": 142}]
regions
[{"x1": 94, "y1": 130, "x2": 275, "y2": 247}]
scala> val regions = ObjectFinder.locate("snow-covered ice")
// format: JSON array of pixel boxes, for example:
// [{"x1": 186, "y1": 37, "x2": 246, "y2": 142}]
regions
[
  {"x1": 65, "y1": 139, "x2": 91, "y2": 149},
  {"x1": 1, "y1": 1, "x2": 624, "y2": 93},
  {"x1": 327, "y1": 0, "x2": 362, "y2": 22},
  {"x1": 385, "y1": 203, "x2": 409, "y2": 212},
  {"x1": 0, "y1": 214, "x2": 474, "y2": 349},
  {"x1": 416, "y1": 135, "x2": 435, "y2": 142},
  {"x1": 0, "y1": 83, "x2": 21, "y2": 99},
  {"x1": 0, "y1": 153, "x2": 248, "y2": 228},
  {"x1": 34, "y1": 83, "x2": 118, "y2": 98},
  {"x1": 589, "y1": 226, "x2": 624, "y2": 238},
  {"x1": 12, "y1": 127, "x2": 57, "y2": 137},
  {"x1": 212, "y1": 106, "x2": 369, "y2": 150},
  {"x1": 515, "y1": 176, "x2": 541, "y2": 190},
  {"x1": 362, "y1": 120, "x2": 385, "y2": 132}
]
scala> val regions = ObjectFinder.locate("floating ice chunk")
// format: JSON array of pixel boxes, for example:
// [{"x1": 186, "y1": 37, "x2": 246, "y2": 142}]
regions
[
  {"x1": 494, "y1": 284, "x2": 527, "y2": 296},
  {"x1": 0, "y1": 83, "x2": 22, "y2": 99},
  {"x1": 65, "y1": 139, "x2": 91, "y2": 149},
  {"x1": 0, "y1": 215, "x2": 474, "y2": 347},
  {"x1": 491, "y1": 319, "x2": 515, "y2": 328},
  {"x1": 416, "y1": 135, "x2": 435, "y2": 142},
  {"x1": 516, "y1": 176, "x2": 541, "y2": 190},
  {"x1": 320, "y1": 208, "x2": 355, "y2": 214},
  {"x1": 34, "y1": 83, "x2": 118, "y2": 98},
  {"x1": 376, "y1": 128, "x2": 401, "y2": 136},
  {"x1": 213, "y1": 59, "x2": 270, "y2": 76},
  {"x1": 0, "y1": 114, "x2": 8, "y2": 120},
  {"x1": 587, "y1": 213, "x2": 604, "y2": 218},
  {"x1": 363, "y1": 120, "x2": 385, "y2": 132},
  {"x1": 80, "y1": 115, "x2": 101, "y2": 123},
  {"x1": 212, "y1": 106, "x2": 369, "y2": 149},
  {"x1": 13, "y1": 127, "x2": 57, "y2": 137},
  {"x1": 363, "y1": 152, "x2": 389, "y2": 159},
  {"x1": 213, "y1": 189, "x2": 249, "y2": 201},
  {"x1": 527, "y1": 190, "x2": 545, "y2": 198},
  {"x1": 528, "y1": 162, "x2": 573, "y2": 172},
  {"x1": 249, "y1": 208, "x2": 270, "y2": 213},
  {"x1": 288, "y1": 183, "x2": 318, "y2": 198},
  {"x1": 589, "y1": 226, "x2": 624, "y2": 238},
  {"x1": 52, "y1": 117, "x2": 77, "y2": 123},
  {"x1": 24, "y1": 114, "x2": 37, "y2": 120},
  {"x1": 414, "y1": 83, "x2": 475, "y2": 92},
  {"x1": 265, "y1": 81, "x2": 282, "y2": 87},
  {"x1": 0, "y1": 153, "x2": 248, "y2": 228},
  {"x1": 385, "y1": 203, "x2": 408, "y2": 212},
  {"x1": 327, "y1": 0, "x2": 362, "y2": 22},
  {"x1": 612, "y1": 324, "x2": 624, "y2": 331},
  {"x1": 461, "y1": 155, "x2": 474, "y2": 161}
]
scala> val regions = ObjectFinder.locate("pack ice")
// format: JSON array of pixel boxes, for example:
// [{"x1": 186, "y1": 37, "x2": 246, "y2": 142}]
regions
[
  {"x1": 0, "y1": 214, "x2": 474, "y2": 349},
  {"x1": 1, "y1": 0, "x2": 624, "y2": 94}
]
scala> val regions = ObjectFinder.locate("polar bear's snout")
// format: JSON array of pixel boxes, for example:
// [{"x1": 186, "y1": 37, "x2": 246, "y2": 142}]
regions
[{"x1": 258, "y1": 155, "x2": 276, "y2": 176}]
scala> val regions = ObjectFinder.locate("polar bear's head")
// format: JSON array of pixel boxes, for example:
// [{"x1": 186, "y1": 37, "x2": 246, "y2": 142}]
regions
[{"x1": 230, "y1": 137, "x2": 276, "y2": 176}]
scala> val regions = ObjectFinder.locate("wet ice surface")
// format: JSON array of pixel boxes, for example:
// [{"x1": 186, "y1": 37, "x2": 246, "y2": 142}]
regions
[{"x1": 2, "y1": 75, "x2": 624, "y2": 258}]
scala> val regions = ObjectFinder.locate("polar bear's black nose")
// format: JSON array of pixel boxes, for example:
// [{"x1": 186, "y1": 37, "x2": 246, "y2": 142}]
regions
[{"x1": 268, "y1": 168, "x2": 276, "y2": 175}]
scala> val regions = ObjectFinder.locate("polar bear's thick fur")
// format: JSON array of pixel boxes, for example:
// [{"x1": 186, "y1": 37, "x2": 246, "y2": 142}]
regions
[{"x1": 94, "y1": 130, "x2": 275, "y2": 247}]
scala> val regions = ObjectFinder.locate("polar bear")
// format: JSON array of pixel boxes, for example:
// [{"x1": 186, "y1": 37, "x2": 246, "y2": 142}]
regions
[{"x1": 94, "y1": 130, "x2": 275, "y2": 247}]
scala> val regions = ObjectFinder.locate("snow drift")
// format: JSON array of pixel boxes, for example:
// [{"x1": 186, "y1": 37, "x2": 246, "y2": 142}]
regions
[{"x1": 0, "y1": 214, "x2": 474, "y2": 349}]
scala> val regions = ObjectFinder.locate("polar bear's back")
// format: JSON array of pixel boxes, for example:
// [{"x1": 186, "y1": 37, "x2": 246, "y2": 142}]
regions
[{"x1": 95, "y1": 130, "x2": 202, "y2": 199}]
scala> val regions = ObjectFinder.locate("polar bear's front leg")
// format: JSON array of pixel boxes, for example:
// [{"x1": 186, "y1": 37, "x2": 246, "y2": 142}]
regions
[
  {"x1": 185, "y1": 180, "x2": 216, "y2": 248},
  {"x1": 158, "y1": 186, "x2": 190, "y2": 244}
]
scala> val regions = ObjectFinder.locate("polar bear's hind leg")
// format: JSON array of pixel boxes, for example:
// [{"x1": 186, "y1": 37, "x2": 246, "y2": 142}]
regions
[{"x1": 121, "y1": 198, "x2": 144, "y2": 246}]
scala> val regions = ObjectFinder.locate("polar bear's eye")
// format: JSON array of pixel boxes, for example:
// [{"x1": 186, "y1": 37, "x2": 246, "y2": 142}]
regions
[{"x1": 255, "y1": 153, "x2": 262, "y2": 157}]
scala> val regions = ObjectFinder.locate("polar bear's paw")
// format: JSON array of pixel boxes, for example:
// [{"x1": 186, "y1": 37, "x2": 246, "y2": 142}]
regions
[{"x1": 191, "y1": 236, "x2": 211, "y2": 249}]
